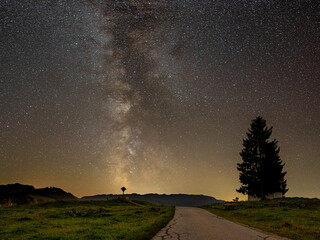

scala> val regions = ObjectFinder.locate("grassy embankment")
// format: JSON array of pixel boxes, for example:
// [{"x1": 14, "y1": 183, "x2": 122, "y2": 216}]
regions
[
  {"x1": 202, "y1": 197, "x2": 320, "y2": 240},
  {"x1": 0, "y1": 199, "x2": 174, "y2": 240}
]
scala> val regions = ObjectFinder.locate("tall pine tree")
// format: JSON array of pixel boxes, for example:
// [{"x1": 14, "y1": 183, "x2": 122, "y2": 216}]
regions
[{"x1": 237, "y1": 116, "x2": 288, "y2": 199}]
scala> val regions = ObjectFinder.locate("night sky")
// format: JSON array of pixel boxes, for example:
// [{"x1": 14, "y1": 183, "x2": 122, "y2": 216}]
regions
[{"x1": 1, "y1": 0, "x2": 319, "y2": 200}]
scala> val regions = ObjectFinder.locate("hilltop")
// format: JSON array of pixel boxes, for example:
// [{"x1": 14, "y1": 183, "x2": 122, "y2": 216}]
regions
[{"x1": 0, "y1": 183, "x2": 77, "y2": 205}]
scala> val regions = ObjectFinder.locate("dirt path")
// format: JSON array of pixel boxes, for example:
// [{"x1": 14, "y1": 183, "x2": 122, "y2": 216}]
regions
[{"x1": 153, "y1": 207, "x2": 288, "y2": 240}]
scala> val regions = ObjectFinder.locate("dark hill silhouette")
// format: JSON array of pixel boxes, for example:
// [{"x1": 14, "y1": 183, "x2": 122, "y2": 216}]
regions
[
  {"x1": 34, "y1": 187, "x2": 77, "y2": 200},
  {"x1": 0, "y1": 183, "x2": 35, "y2": 194},
  {"x1": 0, "y1": 183, "x2": 223, "y2": 206},
  {"x1": 82, "y1": 193, "x2": 223, "y2": 206},
  {"x1": 0, "y1": 183, "x2": 77, "y2": 205}
]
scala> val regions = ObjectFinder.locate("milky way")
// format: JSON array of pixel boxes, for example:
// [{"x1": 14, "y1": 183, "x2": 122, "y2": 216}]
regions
[
  {"x1": 0, "y1": 0, "x2": 319, "y2": 199},
  {"x1": 91, "y1": 1, "x2": 179, "y2": 189}
]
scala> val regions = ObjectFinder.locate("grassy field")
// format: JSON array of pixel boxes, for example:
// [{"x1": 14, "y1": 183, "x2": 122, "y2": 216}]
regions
[
  {"x1": 0, "y1": 199, "x2": 174, "y2": 240},
  {"x1": 202, "y1": 198, "x2": 320, "y2": 240}
]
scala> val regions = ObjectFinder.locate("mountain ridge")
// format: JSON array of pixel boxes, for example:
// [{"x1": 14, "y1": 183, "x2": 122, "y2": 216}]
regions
[
  {"x1": 0, "y1": 183, "x2": 224, "y2": 206},
  {"x1": 82, "y1": 193, "x2": 224, "y2": 206}
]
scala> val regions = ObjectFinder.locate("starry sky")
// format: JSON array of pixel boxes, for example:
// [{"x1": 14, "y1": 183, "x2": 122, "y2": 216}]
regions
[{"x1": 0, "y1": 0, "x2": 319, "y2": 200}]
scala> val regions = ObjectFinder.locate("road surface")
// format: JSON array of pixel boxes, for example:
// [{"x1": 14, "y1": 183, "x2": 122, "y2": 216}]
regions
[{"x1": 153, "y1": 207, "x2": 287, "y2": 240}]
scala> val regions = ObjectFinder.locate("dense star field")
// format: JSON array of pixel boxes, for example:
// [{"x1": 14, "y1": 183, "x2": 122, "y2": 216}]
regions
[{"x1": 0, "y1": 0, "x2": 319, "y2": 200}]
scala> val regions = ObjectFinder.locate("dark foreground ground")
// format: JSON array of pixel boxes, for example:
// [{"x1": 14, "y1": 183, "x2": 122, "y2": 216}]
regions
[
  {"x1": 0, "y1": 199, "x2": 174, "y2": 240},
  {"x1": 202, "y1": 198, "x2": 320, "y2": 240}
]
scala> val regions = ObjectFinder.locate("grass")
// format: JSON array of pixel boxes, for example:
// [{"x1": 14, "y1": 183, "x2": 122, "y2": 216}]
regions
[
  {"x1": 202, "y1": 197, "x2": 320, "y2": 240},
  {"x1": 0, "y1": 199, "x2": 174, "y2": 240}
]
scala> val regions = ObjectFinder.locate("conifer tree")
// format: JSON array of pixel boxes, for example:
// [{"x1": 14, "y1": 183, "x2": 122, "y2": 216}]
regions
[{"x1": 237, "y1": 116, "x2": 288, "y2": 199}]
